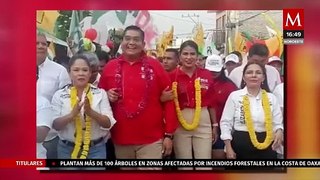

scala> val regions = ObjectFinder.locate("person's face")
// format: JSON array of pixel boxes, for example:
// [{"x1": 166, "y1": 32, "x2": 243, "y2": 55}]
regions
[
  {"x1": 196, "y1": 56, "x2": 206, "y2": 68},
  {"x1": 70, "y1": 59, "x2": 91, "y2": 87},
  {"x1": 243, "y1": 64, "x2": 265, "y2": 88},
  {"x1": 37, "y1": 35, "x2": 48, "y2": 60},
  {"x1": 248, "y1": 55, "x2": 268, "y2": 66},
  {"x1": 98, "y1": 60, "x2": 106, "y2": 74},
  {"x1": 180, "y1": 46, "x2": 198, "y2": 69},
  {"x1": 269, "y1": 61, "x2": 282, "y2": 74},
  {"x1": 89, "y1": 65, "x2": 99, "y2": 83},
  {"x1": 162, "y1": 51, "x2": 178, "y2": 72},
  {"x1": 225, "y1": 61, "x2": 239, "y2": 74},
  {"x1": 121, "y1": 30, "x2": 145, "y2": 59}
]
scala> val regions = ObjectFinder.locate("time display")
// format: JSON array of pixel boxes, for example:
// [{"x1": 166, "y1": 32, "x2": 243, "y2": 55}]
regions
[{"x1": 284, "y1": 30, "x2": 304, "y2": 38}]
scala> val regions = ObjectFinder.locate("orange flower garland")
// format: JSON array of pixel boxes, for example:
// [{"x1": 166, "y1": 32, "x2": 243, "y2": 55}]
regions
[
  {"x1": 172, "y1": 78, "x2": 201, "y2": 131},
  {"x1": 70, "y1": 84, "x2": 93, "y2": 159},
  {"x1": 243, "y1": 90, "x2": 273, "y2": 150}
]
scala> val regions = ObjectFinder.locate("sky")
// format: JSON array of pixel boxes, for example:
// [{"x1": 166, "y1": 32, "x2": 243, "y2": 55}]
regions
[
  {"x1": 82, "y1": 10, "x2": 216, "y2": 48},
  {"x1": 149, "y1": 10, "x2": 216, "y2": 39}
]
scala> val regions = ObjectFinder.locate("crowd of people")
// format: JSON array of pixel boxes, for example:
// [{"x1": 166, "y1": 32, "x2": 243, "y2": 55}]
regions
[{"x1": 36, "y1": 25, "x2": 284, "y2": 170}]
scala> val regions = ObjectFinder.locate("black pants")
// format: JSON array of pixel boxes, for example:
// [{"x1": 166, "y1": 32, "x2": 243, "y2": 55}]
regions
[
  {"x1": 231, "y1": 131, "x2": 277, "y2": 159},
  {"x1": 226, "y1": 131, "x2": 276, "y2": 171},
  {"x1": 106, "y1": 139, "x2": 117, "y2": 170}
]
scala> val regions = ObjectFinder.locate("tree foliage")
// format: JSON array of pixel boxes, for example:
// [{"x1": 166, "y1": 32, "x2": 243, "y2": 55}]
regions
[{"x1": 54, "y1": 10, "x2": 91, "y2": 41}]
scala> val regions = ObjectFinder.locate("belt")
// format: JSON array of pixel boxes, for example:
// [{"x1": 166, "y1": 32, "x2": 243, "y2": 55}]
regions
[{"x1": 61, "y1": 137, "x2": 104, "y2": 147}]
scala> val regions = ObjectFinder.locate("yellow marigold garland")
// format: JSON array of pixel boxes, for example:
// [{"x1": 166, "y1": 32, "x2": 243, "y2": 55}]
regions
[
  {"x1": 70, "y1": 84, "x2": 93, "y2": 159},
  {"x1": 172, "y1": 78, "x2": 202, "y2": 131},
  {"x1": 243, "y1": 89, "x2": 273, "y2": 150}
]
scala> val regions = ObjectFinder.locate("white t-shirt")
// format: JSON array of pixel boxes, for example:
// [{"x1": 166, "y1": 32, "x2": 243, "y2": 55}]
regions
[
  {"x1": 220, "y1": 87, "x2": 283, "y2": 141},
  {"x1": 228, "y1": 64, "x2": 281, "y2": 92},
  {"x1": 37, "y1": 57, "x2": 71, "y2": 141},
  {"x1": 37, "y1": 57, "x2": 71, "y2": 101},
  {"x1": 37, "y1": 95, "x2": 53, "y2": 159},
  {"x1": 273, "y1": 83, "x2": 284, "y2": 108},
  {"x1": 51, "y1": 84, "x2": 116, "y2": 142},
  {"x1": 272, "y1": 83, "x2": 284, "y2": 155}
]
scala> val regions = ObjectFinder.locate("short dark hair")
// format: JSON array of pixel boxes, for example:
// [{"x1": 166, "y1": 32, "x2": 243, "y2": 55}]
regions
[
  {"x1": 240, "y1": 61, "x2": 270, "y2": 92},
  {"x1": 248, "y1": 43, "x2": 269, "y2": 58},
  {"x1": 165, "y1": 48, "x2": 179, "y2": 59},
  {"x1": 68, "y1": 54, "x2": 91, "y2": 72},
  {"x1": 123, "y1": 25, "x2": 145, "y2": 41},
  {"x1": 179, "y1": 40, "x2": 198, "y2": 55},
  {"x1": 96, "y1": 50, "x2": 110, "y2": 63}
]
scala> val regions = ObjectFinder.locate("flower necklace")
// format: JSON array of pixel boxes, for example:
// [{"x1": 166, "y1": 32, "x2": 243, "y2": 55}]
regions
[
  {"x1": 243, "y1": 89, "x2": 273, "y2": 150},
  {"x1": 172, "y1": 74, "x2": 202, "y2": 131},
  {"x1": 115, "y1": 56, "x2": 153, "y2": 118},
  {"x1": 70, "y1": 84, "x2": 93, "y2": 159}
]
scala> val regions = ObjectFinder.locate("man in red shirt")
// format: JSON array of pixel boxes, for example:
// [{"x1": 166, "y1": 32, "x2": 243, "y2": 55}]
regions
[
  {"x1": 98, "y1": 26, "x2": 177, "y2": 166},
  {"x1": 162, "y1": 48, "x2": 179, "y2": 72}
]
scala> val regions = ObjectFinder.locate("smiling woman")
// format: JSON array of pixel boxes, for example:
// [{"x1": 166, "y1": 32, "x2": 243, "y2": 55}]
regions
[
  {"x1": 220, "y1": 61, "x2": 284, "y2": 166},
  {"x1": 51, "y1": 54, "x2": 116, "y2": 162},
  {"x1": 68, "y1": 56, "x2": 92, "y2": 88},
  {"x1": 242, "y1": 62, "x2": 269, "y2": 92},
  {"x1": 170, "y1": 40, "x2": 216, "y2": 170}
]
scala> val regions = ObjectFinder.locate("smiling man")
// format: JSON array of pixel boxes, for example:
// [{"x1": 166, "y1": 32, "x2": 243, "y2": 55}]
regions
[{"x1": 98, "y1": 25, "x2": 177, "y2": 169}]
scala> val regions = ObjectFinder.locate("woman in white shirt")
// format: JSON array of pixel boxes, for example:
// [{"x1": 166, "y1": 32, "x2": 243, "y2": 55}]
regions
[
  {"x1": 52, "y1": 54, "x2": 116, "y2": 159},
  {"x1": 220, "y1": 62, "x2": 283, "y2": 160}
]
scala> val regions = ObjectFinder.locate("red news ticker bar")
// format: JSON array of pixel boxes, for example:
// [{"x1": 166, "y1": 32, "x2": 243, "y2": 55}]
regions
[{"x1": 0, "y1": 159, "x2": 46, "y2": 168}]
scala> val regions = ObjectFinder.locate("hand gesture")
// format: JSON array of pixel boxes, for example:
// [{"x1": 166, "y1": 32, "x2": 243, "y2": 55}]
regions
[
  {"x1": 107, "y1": 88, "x2": 120, "y2": 102},
  {"x1": 160, "y1": 86, "x2": 173, "y2": 102},
  {"x1": 70, "y1": 99, "x2": 82, "y2": 118},
  {"x1": 83, "y1": 97, "x2": 92, "y2": 116}
]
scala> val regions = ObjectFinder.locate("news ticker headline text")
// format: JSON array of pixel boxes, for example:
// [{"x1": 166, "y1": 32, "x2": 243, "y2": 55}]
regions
[
  {"x1": 7, "y1": 159, "x2": 320, "y2": 168},
  {"x1": 43, "y1": 159, "x2": 320, "y2": 168}
]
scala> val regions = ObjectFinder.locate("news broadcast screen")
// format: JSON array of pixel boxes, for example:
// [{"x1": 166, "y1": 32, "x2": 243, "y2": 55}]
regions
[{"x1": 1, "y1": 0, "x2": 320, "y2": 179}]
